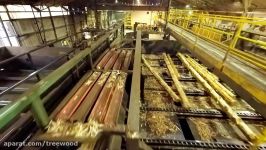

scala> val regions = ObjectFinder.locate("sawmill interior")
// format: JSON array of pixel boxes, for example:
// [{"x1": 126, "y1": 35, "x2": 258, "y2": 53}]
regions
[{"x1": 0, "y1": 0, "x2": 266, "y2": 149}]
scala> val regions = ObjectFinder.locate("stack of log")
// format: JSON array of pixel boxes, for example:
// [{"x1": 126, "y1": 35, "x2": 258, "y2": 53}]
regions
[
  {"x1": 96, "y1": 48, "x2": 132, "y2": 70},
  {"x1": 178, "y1": 53, "x2": 259, "y2": 141},
  {"x1": 44, "y1": 48, "x2": 131, "y2": 149}
]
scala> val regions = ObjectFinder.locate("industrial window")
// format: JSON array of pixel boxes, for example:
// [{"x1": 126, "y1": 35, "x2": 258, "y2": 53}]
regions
[
  {"x1": 0, "y1": 6, "x2": 19, "y2": 47},
  {"x1": 0, "y1": 5, "x2": 70, "y2": 47},
  {"x1": 7, "y1": 5, "x2": 34, "y2": 19},
  {"x1": 0, "y1": 21, "x2": 19, "y2": 46}
]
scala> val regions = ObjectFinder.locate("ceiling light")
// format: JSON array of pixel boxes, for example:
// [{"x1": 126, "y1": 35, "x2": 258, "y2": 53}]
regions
[{"x1": 185, "y1": 5, "x2": 190, "y2": 8}]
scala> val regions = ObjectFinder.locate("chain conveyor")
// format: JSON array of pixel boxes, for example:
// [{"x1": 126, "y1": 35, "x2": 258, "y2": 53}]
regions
[{"x1": 138, "y1": 53, "x2": 266, "y2": 149}]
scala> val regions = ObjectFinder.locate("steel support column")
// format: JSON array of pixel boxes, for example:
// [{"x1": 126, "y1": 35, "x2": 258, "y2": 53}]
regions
[
  {"x1": 61, "y1": 7, "x2": 73, "y2": 45},
  {"x1": 48, "y1": 7, "x2": 58, "y2": 41},
  {"x1": 31, "y1": 6, "x2": 45, "y2": 44},
  {"x1": 31, "y1": 96, "x2": 49, "y2": 127},
  {"x1": 94, "y1": 0, "x2": 101, "y2": 30},
  {"x1": 69, "y1": 7, "x2": 77, "y2": 42},
  {"x1": 95, "y1": 10, "x2": 101, "y2": 29},
  {"x1": 39, "y1": 7, "x2": 47, "y2": 44},
  {"x1": 127, "y1": 31, "x2": 142, "y2": 149}
]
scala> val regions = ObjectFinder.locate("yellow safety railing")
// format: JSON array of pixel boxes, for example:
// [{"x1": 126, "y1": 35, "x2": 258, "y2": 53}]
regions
[{"x1": 163, "y1": 9, "x2": 266, "y2": 71}]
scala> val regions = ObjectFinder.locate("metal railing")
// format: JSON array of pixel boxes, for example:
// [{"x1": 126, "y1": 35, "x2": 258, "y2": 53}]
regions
[
  {"x1": 0, "y1": 48, "x2": 76, "y2": 97},
  {"x1": 0, "y1": 31, "x2": 83, "y2": 105},
  {"x1": 0, "y1": 33, "x2": 81, "y2": 66},
  {"x1": 163, "y1": 9, "x2": 266, "y2": 71}
]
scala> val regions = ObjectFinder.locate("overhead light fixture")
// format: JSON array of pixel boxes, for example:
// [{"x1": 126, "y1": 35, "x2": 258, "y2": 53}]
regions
[
  {"x1": 185, "y1": 5, "x2": 190, "y2": 8},
  {"x1": 115, "y1": 0, "x2": 118, "y2": 3}
]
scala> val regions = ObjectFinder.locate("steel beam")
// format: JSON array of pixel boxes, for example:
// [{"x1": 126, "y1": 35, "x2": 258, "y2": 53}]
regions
[
  {"x1": 31, "y1": 5, "x2": 45, "y2": 44},
  {"x1": 48, "y1": 7, "x2": 58, "y2": 40},
  {"x1": 61, "y1": 7, "x2": 72, "y2": 44},
  {"x1": 69, "y1": 7, "x2": 77, "y2": 41},
  {"x1": 127, "y1": 31, "x2": 142, "y2": 150}
]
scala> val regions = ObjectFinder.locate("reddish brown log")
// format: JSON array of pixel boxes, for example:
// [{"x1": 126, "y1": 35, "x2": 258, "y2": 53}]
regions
[
  {"x1": 104, "y1": 73, "x2": 127, "y2": 125},
  {"x1": 104, "y1": 50, "x2": 121, "y2": 70},
  {"x1": 70, "y1": 72, "x2": 111, "y2": 122},
  {"x1": 56, "y1": 72, "x2": 101, "y2": 120},
  {"x1": 89, "y1": 72, "x2": 118, "y2": 123},
  {"x1": 121, "y1": 50, "x2": 132, "y2": 71},
  {"x1": 113, "y1": 50, "x2": 126, "y2": 70},
  {"x1": 96, "y1": 49, "x2": 114, "y2": 69}
]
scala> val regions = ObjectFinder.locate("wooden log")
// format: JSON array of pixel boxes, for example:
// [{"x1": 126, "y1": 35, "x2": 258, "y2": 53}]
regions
[
  {"x1": 56, "y1": 72, "x2": 101, "y2": 120},
  {"x1": 178, "y1": 53, "x2": 258, "y2": 141},
  {"x1": 121, "y1": 50, "x2": 132, "y2": 71},
  {"x1": 166, "y1": 54, "x2": 180, "y2": 78},
  {"x1": 104, "y1": 72, "x2": 127, "y2": 125},
  {"x1": 104, "y1": 50, "x2": 121, "y2": 70},
  {"x1": 163, "y1": 53, "x2": 191, "y2": 108},
  {"x1": 96, "y1": 50, "x2": 114, "y2": 69},
  {"x1": 142, "y1": 56, "x2": 180, "y2": 103},
  {"x1": 185, "y1": 55, "x2": 235, "y2": 96},
  {"x1": 70, "y1": 72, "x2": 111, "y2": 122},
  {"x1": 113, "y1": 50, "x2": 126, "y2": 70},
  {"x1": 185, "y1": 55, "x2": 236, "y2": 104},
  {"x1": 89, "y1": 72, "x2": 118, "y2": 123},
  {"x1": 186, "y1": 56, "x2": 219, "y2": 81}
]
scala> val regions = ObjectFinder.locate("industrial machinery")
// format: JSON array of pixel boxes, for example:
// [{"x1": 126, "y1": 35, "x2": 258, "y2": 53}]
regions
[{"x1": 0, "y1": 24, "x2": 266, "y2": 150}]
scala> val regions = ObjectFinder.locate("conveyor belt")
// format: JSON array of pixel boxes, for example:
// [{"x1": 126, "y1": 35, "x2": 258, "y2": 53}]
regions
[
  {"x1": 141, "y1": 138, "x2": 266, "y2": 150},
  {"x1": 140, "y1": 54, "x2": 266, "y2": 149},
  {"x1": 140, "y1": 107, "x2": 263, "y2": 120}
]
